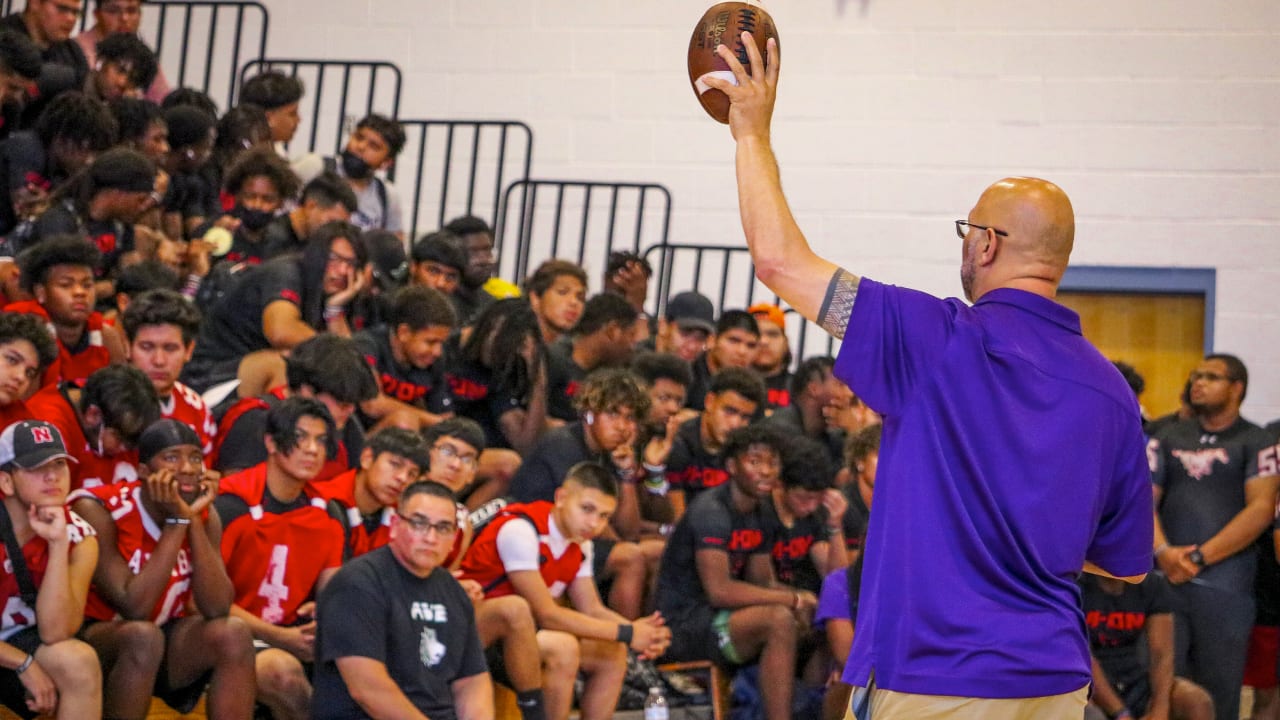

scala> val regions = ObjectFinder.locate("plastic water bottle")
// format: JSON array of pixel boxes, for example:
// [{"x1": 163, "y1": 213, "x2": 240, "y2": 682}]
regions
[{"x1": 644, "y1": 686, "x2": 669, "y2": 720}]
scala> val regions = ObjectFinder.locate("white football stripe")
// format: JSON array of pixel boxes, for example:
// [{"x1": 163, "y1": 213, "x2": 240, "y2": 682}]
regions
[{"x1": 696, "y1": 71, "x2": 739, "y2": 95}]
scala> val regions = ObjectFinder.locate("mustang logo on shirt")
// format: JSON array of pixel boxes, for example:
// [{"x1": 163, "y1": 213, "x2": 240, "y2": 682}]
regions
[
  {"x1": 420, "y1": 627, "x2": 446, "y2": 667},
  {"x1": 1172, "y1": 448, "x2": 1230, "y2": 481}
]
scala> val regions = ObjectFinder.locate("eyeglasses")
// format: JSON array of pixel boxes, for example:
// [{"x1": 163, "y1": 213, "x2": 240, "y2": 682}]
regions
[
  {"x1": 396, "y1": 513, "x2": 458, "y2": 537},
  {"x1": 327, "y1": 251, "x2": 359, "y2": 269},
  {"x1": 51, "y1": 1, "x2": 83, "y2": 18},
  {"x1": 955, "y1": 220, "x2": 1008, "y2": 240},
  {"x1": 432, "y1": 443, "x2": 477, "y2": 469},
  {"x1": 1189, "y1": 371, "x2": 1230, "y2": 383}
]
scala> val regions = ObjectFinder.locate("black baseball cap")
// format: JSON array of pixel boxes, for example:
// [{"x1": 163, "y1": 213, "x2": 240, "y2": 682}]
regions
[
  {"x1": 665, "y1": 291, "x2": 715, "y2": 334},
  {"x1": 0, "y1": 420, "x2": 76, "y2": 470}
]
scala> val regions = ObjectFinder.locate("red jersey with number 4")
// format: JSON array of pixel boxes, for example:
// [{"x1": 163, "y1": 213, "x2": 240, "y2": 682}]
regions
[
  {"x1": 70, "y1": 481, "x2": 200, "y2": 624},
  {"x1": 0, "y1": 508, "x2": 96, "y2": 641},
  {"x1": 4, "y1": 300, "x2": 111, "y2": 389},
  {"x1": 162, "y1": 382, "x2": 217, "y2": 455},
  {"x1": 216, "y1": 464, "x2": 343, "y2": 626},
  {"x1": 459, "y1": 501, "x2": 585, "y2": 599}
]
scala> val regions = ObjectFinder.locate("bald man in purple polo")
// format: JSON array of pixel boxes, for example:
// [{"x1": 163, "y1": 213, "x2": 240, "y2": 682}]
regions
[{"x1": 703, "y1": 35, "x2": 1154, "y2": 720}]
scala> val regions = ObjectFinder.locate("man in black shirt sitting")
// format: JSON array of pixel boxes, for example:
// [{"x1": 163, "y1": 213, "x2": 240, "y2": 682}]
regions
[
  {"x1": 656, "y1": 424, "x2": 817, "y2": 720},
  {"x1": 355, "y1": 284, "x2": 457, "y2": 431},
  {"x1": 0, "y1": 0, "x2": 87, "y2": 125},
  {"x1": 545, "y1": 292, "x2": 639, "y2": 423},
  {"x1": 313, "y1": 480, "x2": 493, "y2": 719},
  {"x1": 260, "y1": 172, "x2": 356, "y2": 259}
]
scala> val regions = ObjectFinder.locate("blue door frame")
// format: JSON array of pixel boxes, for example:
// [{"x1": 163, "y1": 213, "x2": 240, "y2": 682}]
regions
[{"x1": 1060, "y1": 266, "x2": 1216, "y2": 356}]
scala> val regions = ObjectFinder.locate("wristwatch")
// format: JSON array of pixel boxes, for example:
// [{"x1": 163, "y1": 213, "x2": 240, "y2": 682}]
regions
[{"x1": 1188, "y1": 547, "x2": 1207, "y2": 568}]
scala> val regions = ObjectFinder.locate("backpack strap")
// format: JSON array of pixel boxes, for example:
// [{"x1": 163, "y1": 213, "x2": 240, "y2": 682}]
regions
[{"x1": 0, "y1": 502, "x2": 37, "y2": 607}]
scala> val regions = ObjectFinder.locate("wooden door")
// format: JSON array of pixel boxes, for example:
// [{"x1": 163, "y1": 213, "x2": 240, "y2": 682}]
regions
[{"x1": 1056, "y1": 292, "x2": 1206, "y2": 419}]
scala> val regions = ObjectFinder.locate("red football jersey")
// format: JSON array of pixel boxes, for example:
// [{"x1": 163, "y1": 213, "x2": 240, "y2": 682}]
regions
[
  {"x1": 4, "y1": 301, "x2": 111, "y2": 388},
  {"x1": 0, "y1": 400, "x2": 32, "y2": 430},
  {"x1": 310, "y1": 469, "x2": 392, "y2": 558},
  {"x1": 70, "y1": 481, "x2": 197, "y2": 624},
  {"x1": 217, "y1": 465, "x2": 343, "y2": 626},
  {"x1": 0, "y1": 508, "x2": 96, "y2": 641},
  {"x1": 25, "y1": 384, "x2": 139, "y2": 490},
  {"x1": 161, "y1": 381, "x2": 217, "y2": 455},
  {"x1": 459, "y1": 501, "x2": 586, "y2": 600}
]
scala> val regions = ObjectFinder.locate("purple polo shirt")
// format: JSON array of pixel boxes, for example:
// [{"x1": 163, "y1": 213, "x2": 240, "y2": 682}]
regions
[{"x1": 836, "y1": 278, "x2": 1152, "y2": 698}]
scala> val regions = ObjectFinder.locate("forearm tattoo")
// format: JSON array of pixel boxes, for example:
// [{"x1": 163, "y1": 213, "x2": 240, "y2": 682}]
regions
[{"x1": 818, "y1": 268, "x2": 859, "y2": 340}]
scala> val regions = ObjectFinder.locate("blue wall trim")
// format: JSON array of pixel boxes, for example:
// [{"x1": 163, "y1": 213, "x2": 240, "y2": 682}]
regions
[{"x1": 1060, "y1": 265, "x2": 1216, "y2": 355}]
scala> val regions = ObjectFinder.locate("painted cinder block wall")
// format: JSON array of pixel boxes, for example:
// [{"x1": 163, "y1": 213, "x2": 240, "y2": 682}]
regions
[{"x1": 257, "y1": 0, "x2": 1280, "y2": 421}]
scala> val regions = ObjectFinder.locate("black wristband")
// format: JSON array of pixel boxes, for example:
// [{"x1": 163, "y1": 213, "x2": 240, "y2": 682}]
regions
[{"x1": 616, "y1": 623, "x2": 634, "y2": 645}]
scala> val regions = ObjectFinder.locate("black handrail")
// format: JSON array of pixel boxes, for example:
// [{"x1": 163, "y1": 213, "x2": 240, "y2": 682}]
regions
[
  {"x1": 397, "y1": 119, "x2": 533, "y2": 239},
  {"x1": 641, "y1": 242, "x2": 838, "y2": 364},
  {"x1": 236, "y1": 58, "x2": 402, "y2": 158},
  {"x1": 496, "y1": 179, "x2": 672, "y2": 286}
]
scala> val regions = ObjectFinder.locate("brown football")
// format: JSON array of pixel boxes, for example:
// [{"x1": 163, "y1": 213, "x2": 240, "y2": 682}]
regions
[{"x1": 687, "y1": 2, "x2": 780, "y2": 124}]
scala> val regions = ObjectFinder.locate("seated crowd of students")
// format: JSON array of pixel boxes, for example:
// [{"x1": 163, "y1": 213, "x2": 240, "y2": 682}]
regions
[{"x1": 0, "y1": 3, "x2": 1268, "y2": 720}]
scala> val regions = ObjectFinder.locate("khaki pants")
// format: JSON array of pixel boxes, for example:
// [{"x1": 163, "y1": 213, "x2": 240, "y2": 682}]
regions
[{"x1": 862, "y1": 686, "x2": 1089, "y2": 719}]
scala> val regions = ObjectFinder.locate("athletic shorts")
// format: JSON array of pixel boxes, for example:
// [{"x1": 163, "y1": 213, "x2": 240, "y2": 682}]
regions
[
  {"x1": 1245, "y1": 624, "x2": 1280, "y2": 689},
  {"x1": 662, "y1": 606, "x2": 744, "y2": 667},
  {"x1": 0, "y1": 627, "x2": 42, "y2": 718},
  {"x1": 154, "y1": 619, "x2": 214, "y2": 714},
  {"x1": 592, "y1": 538, "x2": 617, "y2": 597}
]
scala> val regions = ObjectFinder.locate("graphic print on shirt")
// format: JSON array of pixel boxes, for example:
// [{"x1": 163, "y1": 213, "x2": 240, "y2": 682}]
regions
[{"x1": 1172, "y1": 448, "x2": 1229, "y2": 480}]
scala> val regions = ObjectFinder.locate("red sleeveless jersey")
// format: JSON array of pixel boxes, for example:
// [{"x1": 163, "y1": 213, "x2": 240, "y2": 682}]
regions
[
  {"x1": 217, "y1": 464, "x2": 343, "y2": 626},
  {"x1": 4, "y1": 301, "x2": 111, "y2": 388},
  {"x1": 70, "y1": 481, "x2": 199, "y2": 624},
  {"x1": 162, "y1": 381, "x2": 217, "y2": 455},
  {"x1": 310, "y1": 469, "x2": 392, "y2": 558},
  {"x1": 0, "y1": 508, "x2": 96, "y2": 641},
  {"x1": 459, "y1": 501, "x2": 586, "y2": 599}
]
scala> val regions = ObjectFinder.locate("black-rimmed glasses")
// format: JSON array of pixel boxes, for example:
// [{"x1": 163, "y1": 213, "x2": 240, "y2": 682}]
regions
[{"x1": 955, "y1": 220, "x2": 1008, "y2": 240}]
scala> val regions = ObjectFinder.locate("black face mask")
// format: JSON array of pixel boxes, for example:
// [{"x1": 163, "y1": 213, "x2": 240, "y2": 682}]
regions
[
  {"x1": 234, "y1": 205, "x2": 274, "y2": 232},
  {"x1": 340, "y1": 149, "x2": 373, "y2": 180}
]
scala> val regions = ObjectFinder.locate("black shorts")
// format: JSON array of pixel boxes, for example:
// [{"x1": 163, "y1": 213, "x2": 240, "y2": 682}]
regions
[
  {"x1": 662, "y1": 605, "x2": 743, "y2": 667},
  {"x1": 154, "y1": 619, "x2": 213, "y2": 714},
  {"x1": 0, "y1": 626, "x2": 47, "y2": 719},
  {"x1": 592, "y1": 538, "x2": 617, "y2": 597},
  {"x1": 1113, "y1": 674, "x2": 1151, "y2": 717},
  {"x1": 484, "y1": 643, "x2": 513, "y2": 688}
]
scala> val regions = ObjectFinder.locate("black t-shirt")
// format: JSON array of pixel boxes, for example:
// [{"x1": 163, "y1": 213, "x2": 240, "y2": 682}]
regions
[
  {"x1": 842, "y1": 484, "x2": 869, "y2": 554},
  {"x1": 0, "y1": 130, "x2": 59, "y2": 240},
  {"x1": 163, "y1": 169, "x2": 217, "y2": 231},
  {"x1": 182, "y1": 255, "x2": 307, "y2": 391},
  {"x1": 510, "y1": 423, "x2": 614, "y2": 503},
  {"x1": 545, "y1": 338, "x2": 586, "y2": 422},
  {"x1": 1151, "y1": 416, "x2": 1277, "y2": 593},
  {"x1": 685, "y1": 354, "x2": 713, "y2": 412},
  {"x1": 353, "y1": 328, "x2": 453, "y2": 419},
  {"x1": 261, "y1": 214, "x2": 304, "y2": 259},
  {"x1": 445, "y1": 342, "x2": 522, "y2": 451},
  {"x1": 762, "y1": 370, "x2": 792, "y2": 412},
  {"x1": 32, "y1": 202, "x2": 132, "y2": 281},
  {"x1": 656, "y1": 482, "x2": 775, "y2": 623},
  {"x1": 664, "y1": 416, "x2": 728, "y2": 506},
  {"x1": 765, "y1": 496, "x2": 832, "y2": 595},
  {"x1": 312, "y1": 547, "x2": 487, "y2": 720},
  {"x1": 449, "y1": 284, "x2": 495, "y2": 326},
  {"x1": 1080, "y1": 573, "x2": 1174, "y2": 690}
]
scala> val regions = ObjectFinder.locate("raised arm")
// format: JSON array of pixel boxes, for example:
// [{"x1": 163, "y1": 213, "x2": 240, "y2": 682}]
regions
[{"x1": 703, "y1": 33, "x2": 846, "y2": 328}]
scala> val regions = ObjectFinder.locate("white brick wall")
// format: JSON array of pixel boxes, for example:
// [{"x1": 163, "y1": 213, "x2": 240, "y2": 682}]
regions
[{"x1": 252, "y1": 0, "x2": 1280, "y2": 421}]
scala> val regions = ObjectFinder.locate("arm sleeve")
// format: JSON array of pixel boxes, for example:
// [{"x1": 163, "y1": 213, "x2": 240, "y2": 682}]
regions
[
  {"x1": 690, "y1": 502, "x2": 733, "y2": 552},
  {"x1": 382, "y1": 182, "x2": 404, "y2": 233},
  {"x1": 832, "y1": 278, "x2": 959, "y2": 417},
  {"x1": 494, "y1": 520, "x2": 541, "y2": 573},
  {"x1": 1087, "y1": 421, "x2": 1156, "y2": 576},
  {"x1": 814, "y1": 567, "x2": 851, "y2": 624},
  {"x1": 259, "y1": 262, "x2": 304, "y2": 309},
  {"x1": 577, "y1": 542, "x2": 594, "y2": 579},
  {"x1": 452, "y1": 585, "x2": 488, "y2": 679},
  {"x1": 317, "y1": 564, "x2": 386, "y2": 663}
]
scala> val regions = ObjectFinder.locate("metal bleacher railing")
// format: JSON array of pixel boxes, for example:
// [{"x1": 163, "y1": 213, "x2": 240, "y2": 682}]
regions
[
  {"x1": 399, "y1": 119, "x2": 533, "y2": 239},
  {"x1": 496, "y1": 179, "x2": 671, "y2": 287},
  {"x1": 643, "y1": 242, "x2": 840, "y2": 363},
  {"x1": 236, "y1": 58, "x2": 402, "y2": 159}
]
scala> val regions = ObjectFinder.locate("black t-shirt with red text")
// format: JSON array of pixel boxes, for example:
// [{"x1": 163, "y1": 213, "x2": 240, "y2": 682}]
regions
[
  {"x1": 765, "y1": 496, "x2": 832, "y2": 595},
  {"x1": 353, "y1": 328, "x2": 453, "y2": 421},
  {"x1": 545, "y1": 339, "x2": 586, "y2": 423},
  {"x1": 763, "y1": 370, "x2": 792, "y2": 412},
  {"x1": 444, "y1": 340, "x2": 522, "y2": 450},
  {"x1": 665, "y1": 416, "x2": 728, "y2": 506},
  {"x1": 1080, "y1": 573, "x2": 1174, "y2": 689},
  {"x1": 656, "y1": 482, "x2": 775, "y2": 623}
]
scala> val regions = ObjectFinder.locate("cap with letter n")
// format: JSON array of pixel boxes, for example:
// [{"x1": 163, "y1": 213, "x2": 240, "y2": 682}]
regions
[{"x1": 0, "y1": 420, "x2": 77, "y2": 470}]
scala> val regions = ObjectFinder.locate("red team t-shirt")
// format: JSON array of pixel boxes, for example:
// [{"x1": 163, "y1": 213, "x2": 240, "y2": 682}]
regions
[
  {"x1": 70, "y1": 481, "x2": 201, "y2": 624},
  {"x1": 216, "y1": 464, "x2": 344, "y2": 626},
  {"x1": 4, "y1": 301, "x2": 112, "y2": 388}
]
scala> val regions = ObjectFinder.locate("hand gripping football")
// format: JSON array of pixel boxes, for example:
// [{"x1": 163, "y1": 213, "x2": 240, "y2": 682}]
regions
[{"x1": 687, "y1": 2, "x2": 780, "y2": 123}]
